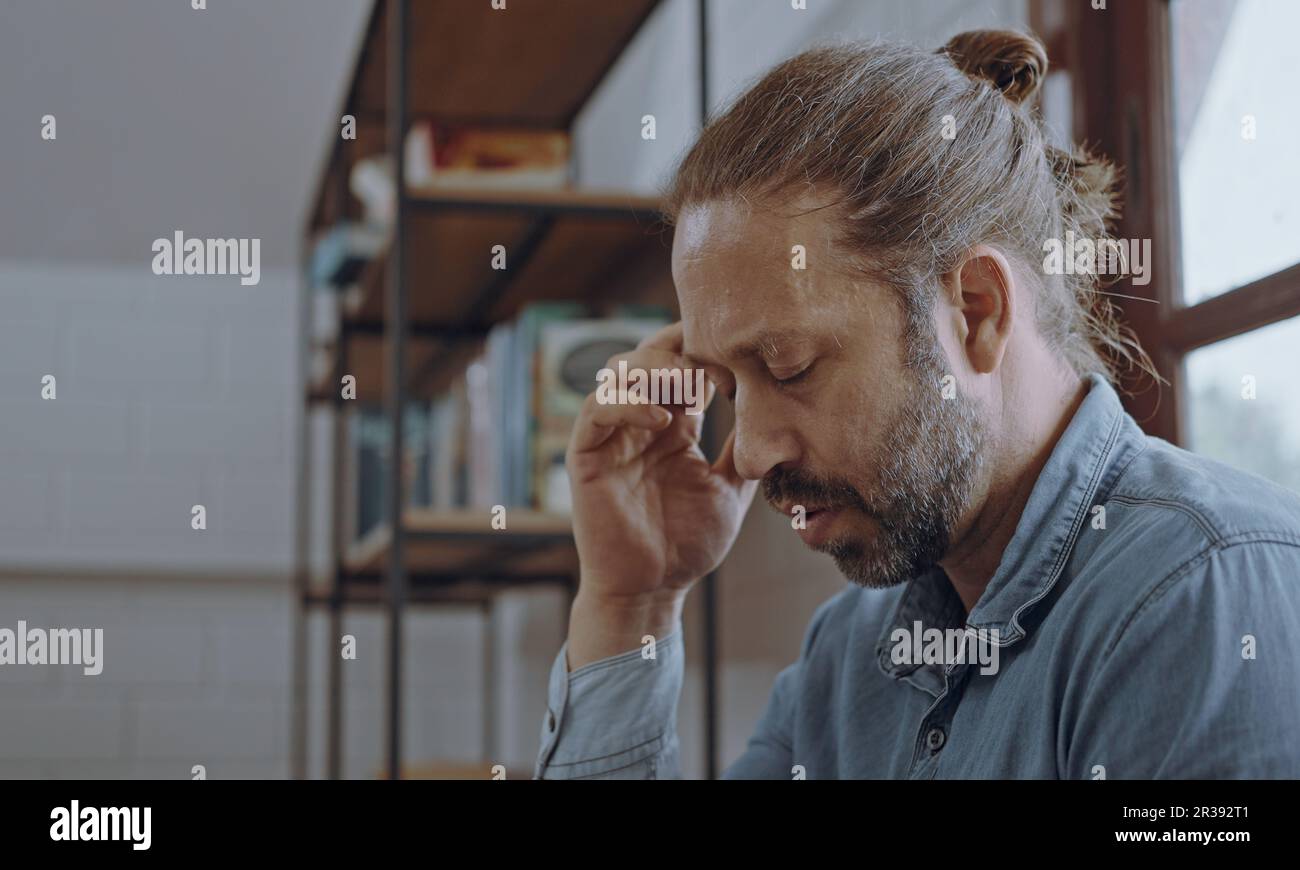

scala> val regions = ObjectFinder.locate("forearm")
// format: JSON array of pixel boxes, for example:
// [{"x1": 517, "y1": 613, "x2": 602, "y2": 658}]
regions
[{"x1": 566, "y1": 584, "x2": 686, "y2": 670}]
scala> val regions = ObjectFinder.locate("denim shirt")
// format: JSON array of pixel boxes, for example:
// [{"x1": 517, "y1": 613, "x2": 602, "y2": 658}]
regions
[{"x1": 534, "y1": 374, "x2": 1300, "y2": 779}]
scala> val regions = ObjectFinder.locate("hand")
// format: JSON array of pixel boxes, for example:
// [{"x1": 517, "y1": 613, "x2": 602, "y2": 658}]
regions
[{"x1": 566, "y1": 321, "x2": 757, "y2": 603}]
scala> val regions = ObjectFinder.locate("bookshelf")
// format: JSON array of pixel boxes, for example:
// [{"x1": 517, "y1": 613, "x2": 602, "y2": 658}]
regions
[
  {"x1": 345, "y1": 509, "x2": 578, "y2": 578},
  {"x1": 292, "y1": 0, "x2": 719, "y2": 781},
  {"x1": 338, "y1": 189, "x2": 666, "y2": 328}
]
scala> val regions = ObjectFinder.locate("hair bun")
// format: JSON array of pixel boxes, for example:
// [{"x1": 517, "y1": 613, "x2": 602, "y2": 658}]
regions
[{"x1": 940, "y1": 29, "x2": 1048, "y2": 106}]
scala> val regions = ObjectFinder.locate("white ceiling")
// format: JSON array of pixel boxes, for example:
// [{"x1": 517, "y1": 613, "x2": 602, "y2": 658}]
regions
[{"x1": 0, "y1": 0, "x2": 373, "y2": 270}]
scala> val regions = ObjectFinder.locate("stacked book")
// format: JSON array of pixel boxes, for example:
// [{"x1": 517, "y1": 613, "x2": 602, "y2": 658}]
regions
[
  {"x1": 405, "y1": 123, "x2": 571, "y2": 191},
  {"x1": 346, "y1": 303, "x2": 668, "y2": 541}
]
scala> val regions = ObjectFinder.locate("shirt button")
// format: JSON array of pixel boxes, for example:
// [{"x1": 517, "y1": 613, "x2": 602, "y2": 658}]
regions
[{"x1": 926, "y1": 726, "x2": 946, "y2": 753}]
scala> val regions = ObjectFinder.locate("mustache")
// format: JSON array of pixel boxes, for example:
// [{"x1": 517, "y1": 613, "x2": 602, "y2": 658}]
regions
[{"x1": 762, "y1": 466, "x2": 871, "y2": 514}]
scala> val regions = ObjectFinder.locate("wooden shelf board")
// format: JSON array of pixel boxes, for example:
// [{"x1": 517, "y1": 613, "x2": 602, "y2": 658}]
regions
[
  {"x1": 352, "y1": 0, "x2": 664, "y2": 125},
  {"x1": 303, "y1": 573, "x2": 570, "y2": 606},
  {"x1": 408, "y1": 508, "x2": 573, "y2": 535},
  {"x1": 345, "y1": 208, "x2": 534, "y2": 325},
  {"x1": 484, "y1": 213, "x2": 671, "y2": 322},
  {"x1": 407, "y1": 185, "x2": 663, "y2": 217},
  {"x1": 342, "y1": 189, "x2": 670, "y2": 328},
  {"x1": 345, "y1": 509, "x2": 578, "y2": 576},
  {"x1": 306, "y1": 331, "x2": 482, "y2": 403}
]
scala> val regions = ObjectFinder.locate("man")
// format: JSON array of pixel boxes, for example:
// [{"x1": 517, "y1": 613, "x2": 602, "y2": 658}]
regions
[{"x1": 534, "y1": 33, "x2": 1300, "y2": 779}]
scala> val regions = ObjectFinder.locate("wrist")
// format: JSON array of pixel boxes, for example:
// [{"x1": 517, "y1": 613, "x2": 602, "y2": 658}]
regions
[
  {"x1": 575, "y1": 580, "x2": 686, "y2": 622},
  {"x1": 566, "y1": 588, "x2": 685, "y2": 670}
]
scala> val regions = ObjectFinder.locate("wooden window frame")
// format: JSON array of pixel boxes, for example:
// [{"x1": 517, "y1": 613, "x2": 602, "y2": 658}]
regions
[{"x1": 1032, "y1": 0, "x2": 1300, "y2": 444}]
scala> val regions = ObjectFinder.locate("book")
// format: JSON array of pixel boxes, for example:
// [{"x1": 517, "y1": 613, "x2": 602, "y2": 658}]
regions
[
  {"x1": 428, "y1": 392, "x2": 459, "y2": 511},
  {"x1": 533, "y1": 311, "x2": 668, "y2": 512},
  {"x1": 351, "y1": 404, "x2": 433, "y2": 539},
  {"x1": 406, "y1": 122, "x2": 571, "y2": 191},
  {"x1": 515, "y1": 303, "x2": 584, "y2": 506},
  {"x1": 309, "y1": 222, "x2": 387, "y2": 290},
  {"x1": 346, "y1": 307, "x2": 672, "y2": 541},
  {"x1": 464, "y1": 357, "x2": 496, "y2": 510}
]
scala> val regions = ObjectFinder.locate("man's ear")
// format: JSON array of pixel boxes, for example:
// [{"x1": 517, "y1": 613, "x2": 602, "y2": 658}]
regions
[{"x1": 941, "y1": 245, "x2": 1016, "y2": 375}]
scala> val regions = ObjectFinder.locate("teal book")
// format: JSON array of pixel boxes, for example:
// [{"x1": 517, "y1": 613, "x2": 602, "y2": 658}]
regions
[{"x1": 514, "y1": 302, "x2": 584, "y2": 508}]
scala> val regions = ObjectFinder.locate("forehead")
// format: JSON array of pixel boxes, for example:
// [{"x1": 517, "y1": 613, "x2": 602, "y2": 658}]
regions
[{"x1": 670, "y1": 196, "x2": 857, "y2": 355}]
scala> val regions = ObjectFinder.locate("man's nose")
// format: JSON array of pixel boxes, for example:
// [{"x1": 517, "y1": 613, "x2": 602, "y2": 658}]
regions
[{"x1": 731, "y1": 396, "x2": 800, "y2": 481}]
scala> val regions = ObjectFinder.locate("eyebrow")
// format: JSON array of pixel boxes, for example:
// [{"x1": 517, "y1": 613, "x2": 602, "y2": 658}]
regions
[{"x1": 681, "y1": 327, "x2": 810, "y2": 369}]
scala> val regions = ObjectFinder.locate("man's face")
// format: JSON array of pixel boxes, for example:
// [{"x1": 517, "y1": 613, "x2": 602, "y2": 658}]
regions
[{"x1": 672, "y1": 196, "x2": 986, "y2": 588}]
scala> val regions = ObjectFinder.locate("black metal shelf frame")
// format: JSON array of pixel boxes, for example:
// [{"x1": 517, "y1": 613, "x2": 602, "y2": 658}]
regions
[{"x1": 290, "y1": 0, "x2": 718, "y2": 781}]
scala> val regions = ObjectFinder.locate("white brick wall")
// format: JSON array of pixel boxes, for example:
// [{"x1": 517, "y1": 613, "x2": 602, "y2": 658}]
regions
[
  {"x1": 0, "y1": 261, "x2": 300, "y2": 573},
  {"x1": 0, "y1": 572, "x2": 566, "y2": 779},
  {"x1": 0, "y1": 258, "x2": 316, "y2": 778},
  {"x1": 0, "y1": 573, "x2": 528, "y2": 778}
]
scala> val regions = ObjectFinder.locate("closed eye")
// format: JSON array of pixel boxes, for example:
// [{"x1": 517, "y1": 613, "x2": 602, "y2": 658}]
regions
[{"x1": 773, "y1": 363, "x2": 813, "y2": 387}]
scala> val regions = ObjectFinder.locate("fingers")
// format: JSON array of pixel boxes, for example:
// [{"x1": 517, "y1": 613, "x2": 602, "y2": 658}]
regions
[
  {"x1": 571, "y1": 322, "x2": 718, "y2": 454},
  {"x1": 697, "y1": 371, "x2": 717, "y2": 416},
  {"x1": 600, "y1": 346, "x2": 713, "y2": 429},
  {"x1": 637, "y1": 320, "x2": 684, "y2": 353},
  {"x1": 571, "y1": 390, "x2": 672, "y2": 453},
  {"x1": 605, "y1": 346, "x2": 684, "y2": 379},
  {"x1": 636, "y1": 321, "x2": 720, "y2": 418},
  {"x1": 589, "y1": 397, "x2": 672, "y2": 431}
]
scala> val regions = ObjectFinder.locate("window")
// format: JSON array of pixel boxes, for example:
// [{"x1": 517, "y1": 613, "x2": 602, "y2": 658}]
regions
[
  {"x1": 1172, "y1": 0, "x2": 1300, "y2": 305},
  {"x1": 1185, "y1": 315, "x2": 1300, "y2": 493},
  {"x1": 1041, "y1": 0, "x2": 1300, "y2": 492}
]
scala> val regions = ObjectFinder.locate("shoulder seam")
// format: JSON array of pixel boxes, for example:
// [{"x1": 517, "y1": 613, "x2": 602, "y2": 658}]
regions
[
  {"x1": 1106, "y1": 494, "x2": 1222, "y2": 545},
  {"x1": 1103, "y1": 535, "x2": 1300, "y2": 660},
  {"x1": 1103, "y1": 431, "x2": 1148, "y2": 496}
]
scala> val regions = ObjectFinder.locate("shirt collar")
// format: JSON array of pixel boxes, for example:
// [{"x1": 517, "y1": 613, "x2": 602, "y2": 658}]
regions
[{"x1": 876, "y1": 373, "x2": 1142, "y2": 683}]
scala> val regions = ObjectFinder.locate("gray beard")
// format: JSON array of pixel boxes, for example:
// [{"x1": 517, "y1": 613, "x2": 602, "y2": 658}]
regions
[{"x1": 827, "y1": 341, "x2": 985, "y2": 589}]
